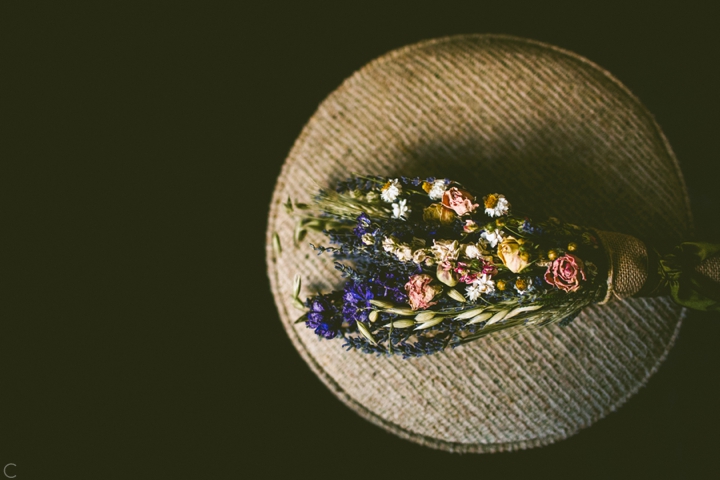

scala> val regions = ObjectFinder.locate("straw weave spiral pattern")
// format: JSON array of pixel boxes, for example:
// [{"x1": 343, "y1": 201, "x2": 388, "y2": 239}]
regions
[{"x1": 266, "y1": 35, "x2": 692, "y2": 452}]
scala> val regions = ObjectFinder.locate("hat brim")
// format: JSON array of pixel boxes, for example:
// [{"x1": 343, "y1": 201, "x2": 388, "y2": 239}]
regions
[{"x1": 266, "y1": 34, "x2": 691, "y2": 452}]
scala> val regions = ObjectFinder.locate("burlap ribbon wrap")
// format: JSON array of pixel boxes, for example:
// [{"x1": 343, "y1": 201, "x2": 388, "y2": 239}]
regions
[{"x1": 596, "y1": 230, "x2": 720, "y2": 310}]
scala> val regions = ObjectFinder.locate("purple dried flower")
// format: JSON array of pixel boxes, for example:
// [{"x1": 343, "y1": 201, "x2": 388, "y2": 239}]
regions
[{"x1": 306, "y1": 295, "x2": 341, "y2": 339}]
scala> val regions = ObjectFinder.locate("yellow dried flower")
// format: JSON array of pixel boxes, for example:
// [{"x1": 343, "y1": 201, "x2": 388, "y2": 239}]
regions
[
  {"x1": 484, "y1": 193, "x2": 499, "y2": 210},
  {"x1": 423, "y1": 203, "x2": 456, "y2": 225},
  {"x1": 496, "y1": 236, "x2": 530, "y2": 273}
]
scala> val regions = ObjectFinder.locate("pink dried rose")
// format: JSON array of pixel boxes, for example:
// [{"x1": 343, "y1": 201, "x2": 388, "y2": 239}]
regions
[
  {"x1": 404, "y1": 274, "x2": 442, "y2": 310},
  {"x1": 454, "y1": 262, "x2": 477, "y2": 285},
  {"x1": 544, "y1": 253, "x2": 587, "y2": 292},
  {"x1": 442, "y1": 187, "x2": 478, "y2": 216}
]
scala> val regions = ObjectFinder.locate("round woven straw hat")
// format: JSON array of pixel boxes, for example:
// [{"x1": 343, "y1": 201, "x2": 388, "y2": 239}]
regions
[{"x1": 266, "y1": 34, "x2": 692, "y2": 452}]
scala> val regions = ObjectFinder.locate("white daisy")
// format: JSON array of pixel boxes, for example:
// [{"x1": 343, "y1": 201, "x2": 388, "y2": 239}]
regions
[
  {"x1": 392, "y1": 199, "x2": 410, "y2": 219},
  {"x1": 480, "y1": 229, "x2": 504, "y2": 248},
  {"x1": 381, "y1": 179, "x2": 402, "y2": 203},
  {"x1": 514, "y1": 278, "x2": 535, "y2": 295},
  {"x1": 485, "y1": 195, "x2": 510, "y2": 217}
]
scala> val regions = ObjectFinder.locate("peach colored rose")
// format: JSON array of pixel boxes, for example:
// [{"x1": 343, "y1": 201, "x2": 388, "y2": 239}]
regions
[
  {"x1": 404, "y1": 274, "x2": 442, "y2": 310},
  {"x1": 442, "y1": 187, "x2": 478, "y2": 216},
  {"x1": 497, "y1": 236, "x2": 529, "y2": 273},
  {"x1": 544, "y1": 254, "x2": 586, "y2": 292}
]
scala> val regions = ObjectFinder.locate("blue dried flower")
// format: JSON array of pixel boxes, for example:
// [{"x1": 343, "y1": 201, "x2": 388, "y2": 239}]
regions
[
  {"x1": 353, "y1": 213, "x2": 372, "y2": 237},
  {"x1": 372, "y1": 271, "x2": 409, "y2": 304},
  {"x1": 521, "y1": 220, "x2": 544, "y2": 235},
  {"x1": 306, "y1": 295, "x2": 341, "y2": 339},
  {"x1": 342, "y1": 280, "x2": 374, "y2": 324}
]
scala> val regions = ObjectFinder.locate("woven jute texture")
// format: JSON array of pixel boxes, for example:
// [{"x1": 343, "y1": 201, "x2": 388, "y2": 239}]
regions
[
  {"x1": 697, "y1": 256, "x2": 720, "y2": 281},
  {"x1": 595, "y1": 230, "x2": 650, "y2": 302},
  {"x1": 266, "y1": 35, "x2": 693, "y2": 453}
]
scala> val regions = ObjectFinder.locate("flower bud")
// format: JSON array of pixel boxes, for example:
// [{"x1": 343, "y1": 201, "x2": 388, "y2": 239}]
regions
[
  {"x1": 436, "y1": 263, "x2": 458, "y2": 287},
  {"x1": 447, "y1": 288, "x2": 467, "y2": 303}
]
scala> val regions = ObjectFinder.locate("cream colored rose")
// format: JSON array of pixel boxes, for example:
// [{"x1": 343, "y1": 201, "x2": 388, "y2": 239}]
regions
[
  {"x1": 395, "y1": 244, "x2": 413, "y2": 262},
  {"x1": 382, "y1": 236, "x2": 397, "y2": 253},
  {"x1": 461, "y1": 241, "x2": 491, "y2": 260},
  {"x1": 412, "y1": 249, "x2": 429, "y2": 264},
  {"x1": 497, "y1": 236, "x2": 529, "y2": 273},
  {"x1": 431, "y1": 239, "x2": 459, "y2": 263}
]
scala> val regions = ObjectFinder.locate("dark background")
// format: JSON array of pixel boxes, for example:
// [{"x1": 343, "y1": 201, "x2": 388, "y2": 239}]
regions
[{"x1": 4, "y1": 2, "x2": 720, "y2": 479}]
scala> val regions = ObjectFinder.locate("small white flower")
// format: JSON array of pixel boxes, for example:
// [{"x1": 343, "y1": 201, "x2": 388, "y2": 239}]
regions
[
  {"x1": 466, "y1": 274, "x2": 495, "y2": 301},
  {"x1": 428, "y1": 180, "x2": 447, "y2": 200},
  {"x1": 395, "y1": 244, "x2": 413, "y2": 262},
  {"x1": 361, "y1": 233, "x2": 375, "y2": 245},
  {"x1": 462, "y1": 241, "x2": 492, "y2": 259},
  {"x1": 381, "y1": 179, "x2": 402, "y2": 203},
  {"x1": 480, "y1": 229, "x2": 504, "y2": 248},
  {"x1": 392, "y1": 198, "x2": 410, "y2": 219},
  {"x1": 485, "y1": 195, "x2": 510, "y2": 217},
  {"x1": 515, "y1": 279, "x2": 535, "y2": 295},
  {"x1": 382, "y1": 236, "x2": 397, "y2": 253},
  {"x1": 462, "y1": 244, "x2": 482, "y2": 259}
]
